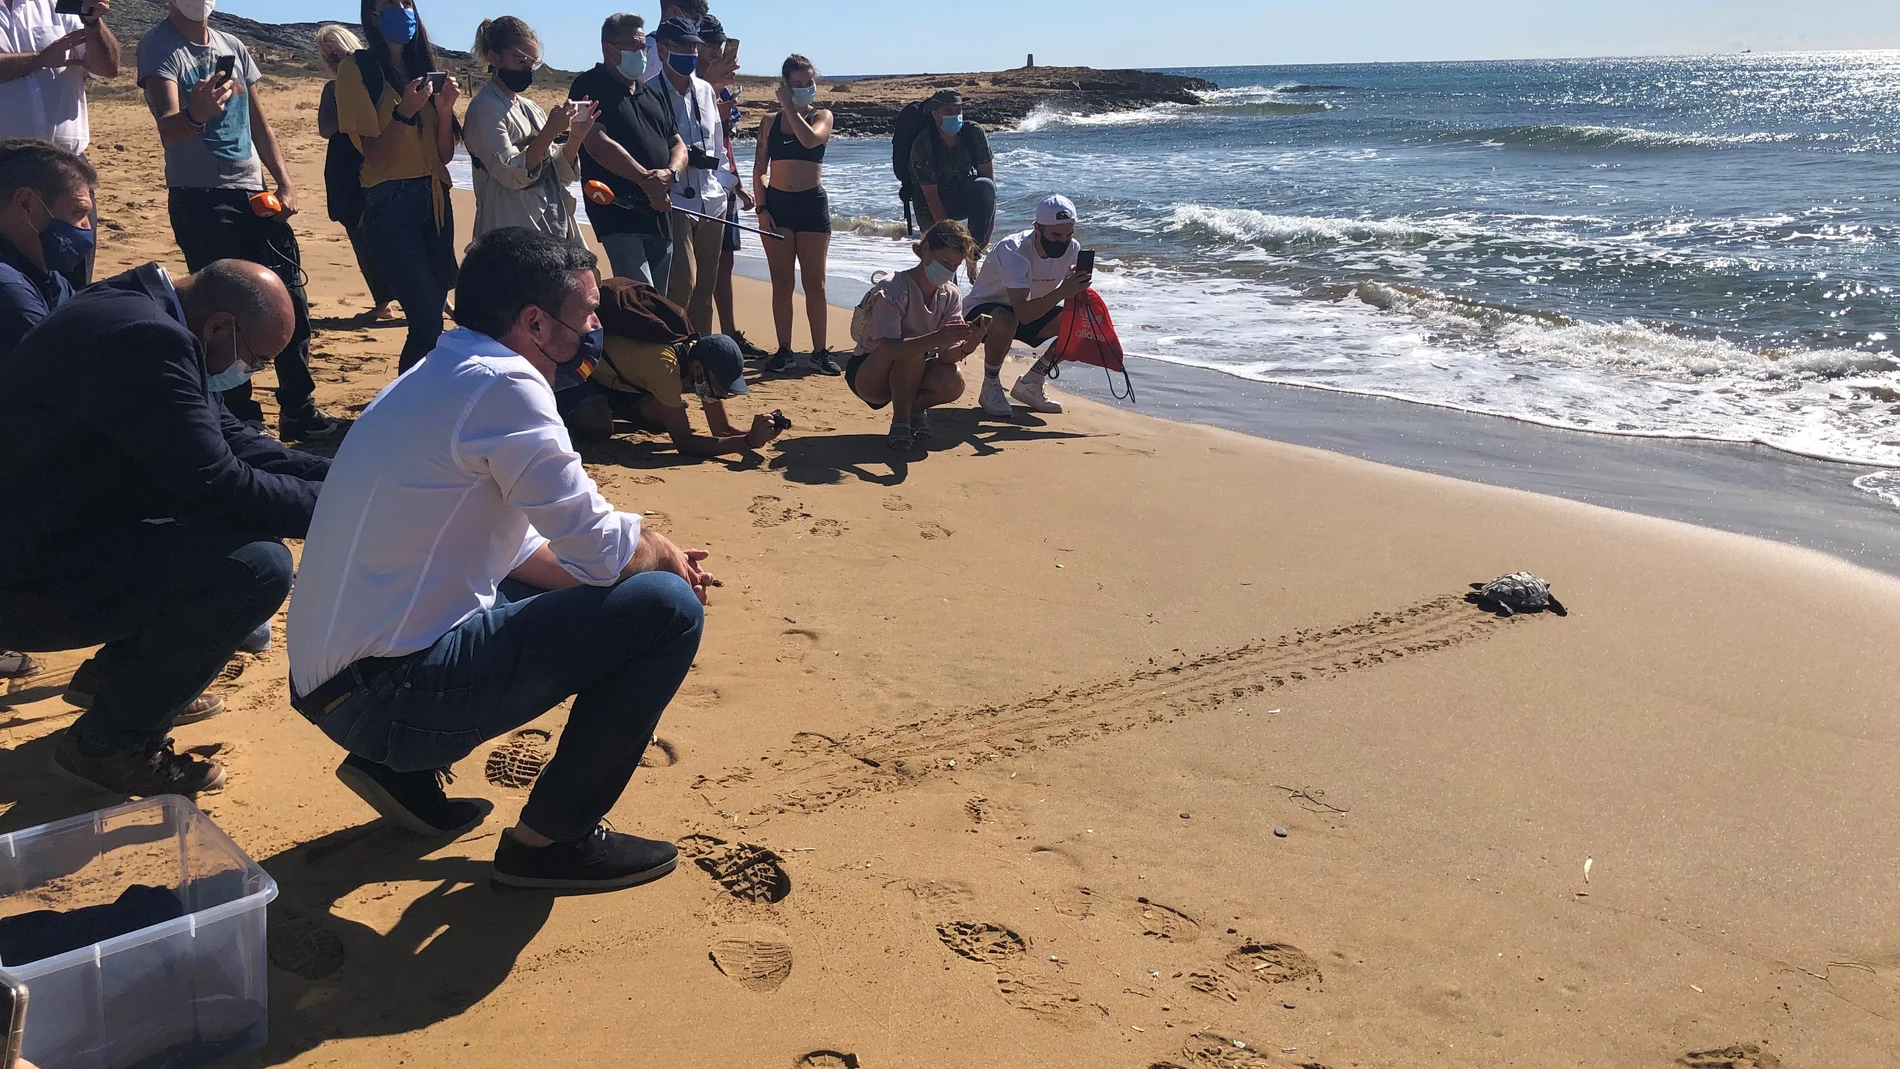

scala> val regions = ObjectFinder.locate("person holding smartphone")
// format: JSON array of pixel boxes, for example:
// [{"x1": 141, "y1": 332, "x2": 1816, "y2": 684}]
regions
[
  {"x1": 464, "y1": 16, "x2": 596, "y2": 247},
  {"x1": 848, "y1": 220, "x2": 985, "y2": 451},
  {"x1": 0, "y1": 0, "x2": 118, "y2": 288},
  {"x1": 138, "y1": 0, "x2": 338, "y2": 442},
  {"x1": 964, "y1": 194, "x2": 1091, "y2": 416},
  {"x1": 335, "y1": 0, "x2": 460, "y2": 373}
]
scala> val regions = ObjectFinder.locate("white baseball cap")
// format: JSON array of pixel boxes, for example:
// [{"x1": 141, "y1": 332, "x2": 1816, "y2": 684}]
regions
[{"x1": 1035, "y1": 195, "x2": 1078, "y2": 227}]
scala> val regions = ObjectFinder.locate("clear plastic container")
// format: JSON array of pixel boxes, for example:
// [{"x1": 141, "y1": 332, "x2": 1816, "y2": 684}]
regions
[{"x1": 0, "y1": 796, "x2": 277, "y2": 1069}]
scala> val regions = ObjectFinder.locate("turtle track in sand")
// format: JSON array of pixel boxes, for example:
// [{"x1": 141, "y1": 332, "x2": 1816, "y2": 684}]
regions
[{"x1": 697, "y1": 594, "x2": 1505, "y2": 819}]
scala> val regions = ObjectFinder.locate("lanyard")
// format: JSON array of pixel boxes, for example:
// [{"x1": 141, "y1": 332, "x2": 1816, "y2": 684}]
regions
[{"x1": 662, "y1": 73, "x2": 709, "y2": 153}]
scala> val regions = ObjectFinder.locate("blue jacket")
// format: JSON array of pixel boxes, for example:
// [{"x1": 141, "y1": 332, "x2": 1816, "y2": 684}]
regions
[
  {"x1": 0, "y1": 234, "x2": 70, "y2": 357},
  {"x1": 0, "y1": 263, "x2": 330, "y2": 582}
]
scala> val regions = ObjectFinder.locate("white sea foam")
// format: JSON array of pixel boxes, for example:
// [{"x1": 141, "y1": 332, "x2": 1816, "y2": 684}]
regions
[
  {"x1": 1166, "y1": 205, "x2": 1449, "y2": 249},
  {"x1": 1854, "y1": 471, "x2": 1900, "y2": 509}
]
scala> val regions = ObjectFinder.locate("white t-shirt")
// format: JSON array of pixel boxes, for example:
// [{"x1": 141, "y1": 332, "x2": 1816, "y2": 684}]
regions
[
  {"x1": 651, "y1": 69, "x2": 731, "y2": 217},
  {"x1": 288, "y1": 328, "x2": 642, "y2": 693},
  {"x1": 964, "y1": 228, "x2": 1078, "y2": 313},
  {"x1": 0, "y1": 0, "x2": 89, "y2": 153}
]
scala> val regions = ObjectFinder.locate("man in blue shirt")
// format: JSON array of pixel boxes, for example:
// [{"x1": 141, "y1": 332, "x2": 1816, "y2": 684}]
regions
[{"x1": 0, "y1": 137, "x2": 94, "y2": 681}]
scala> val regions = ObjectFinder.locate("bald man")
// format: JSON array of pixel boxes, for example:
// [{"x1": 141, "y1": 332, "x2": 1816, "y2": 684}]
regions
[{"x1": 0, "y1": 258, "x2": 330, "y2": 797}]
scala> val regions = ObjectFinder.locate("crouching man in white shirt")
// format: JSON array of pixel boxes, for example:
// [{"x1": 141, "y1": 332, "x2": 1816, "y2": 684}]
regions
[{"x1": 287, "y1": 227, "x2": 713, "y2": 892}]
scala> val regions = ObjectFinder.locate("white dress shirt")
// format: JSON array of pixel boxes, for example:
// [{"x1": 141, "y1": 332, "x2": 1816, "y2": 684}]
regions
[
  {"x1": 651, "y1": 69, "x2": 730, "y2": 217},
  {"x1": 0, "y1": 0, "x2": 89, "y2": 153},
  {"x1": 288, "y1": 328, "x2": 642, "y2": 694}
]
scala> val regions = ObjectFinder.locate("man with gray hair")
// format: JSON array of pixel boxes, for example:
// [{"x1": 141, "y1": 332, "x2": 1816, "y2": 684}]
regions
[
  {"x1": 570, "y1": 14, "x2": 686, "y2": 286},
  {"x1": 0, "y1": 257, "x2": 330, "y2": 797}
]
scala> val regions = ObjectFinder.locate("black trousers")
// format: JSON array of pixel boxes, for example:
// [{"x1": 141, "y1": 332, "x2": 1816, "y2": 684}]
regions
[{"x1": 167, "y1": 187, "x2": 318, "y2": 423}]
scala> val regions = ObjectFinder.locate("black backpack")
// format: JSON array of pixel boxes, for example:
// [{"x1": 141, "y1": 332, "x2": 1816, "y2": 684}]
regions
[{"x1": 891, "y1": 99, "x2": 976, "y2": 234}]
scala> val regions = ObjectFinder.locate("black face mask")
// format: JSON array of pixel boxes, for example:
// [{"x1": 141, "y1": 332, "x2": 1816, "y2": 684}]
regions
[
  {"x1": 495, "y1": 66, "x2": 535, "y2": 93},
  {"x1": 1038, "y1": 230, "x2": 1070, "y2": 258}
]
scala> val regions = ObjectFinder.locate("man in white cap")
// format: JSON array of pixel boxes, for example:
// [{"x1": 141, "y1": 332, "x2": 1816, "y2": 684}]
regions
[{"x1": 963, "y1": 193, "x2": 1092, "y2": 416}]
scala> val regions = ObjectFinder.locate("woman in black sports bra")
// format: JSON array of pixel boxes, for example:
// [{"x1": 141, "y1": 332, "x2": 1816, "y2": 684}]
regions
[{"x1": 752, "y1": 54, "x2": 837, "y2": 374}]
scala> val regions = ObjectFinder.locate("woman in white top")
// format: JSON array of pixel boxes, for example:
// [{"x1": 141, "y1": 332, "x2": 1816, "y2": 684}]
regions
[
  {"x1": 847, "y1": 220, "x2": 987, "y2": 450},
  {"x1": 463, "y1": 17, "x2": 599, "y2": 246}
]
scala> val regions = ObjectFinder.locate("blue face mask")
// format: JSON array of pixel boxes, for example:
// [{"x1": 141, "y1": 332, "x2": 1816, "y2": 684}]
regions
[
  {"x1": 571, "y1": 326, "x2": 605, "y2": 369},
  {"x1": 32, "y1": 195, "x2": 93, "y2": 276},
  {"x1": 791, "y1": 85, "x2": 817, "y2": 108},
  {"x1": 923, "y1": 260, "x2": 957, "y2": 288},
  {"x1": 666, "y1": 50, "x2": 697, "y2": 77},
  {"x1": 379, "y1": 6, "x2": 419, "y2": 45},
  {"x1": 206, "y1": 360, "x2": 251, "y2": 393},
  {"x1": 616, "y1": 45, "x2": 649, "y2": 81},
  {"x1": 939, "y1": 114, "x2": 963, "y2": 136}
]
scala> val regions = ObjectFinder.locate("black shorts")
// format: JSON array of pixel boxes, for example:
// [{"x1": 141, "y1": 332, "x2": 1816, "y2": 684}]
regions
[
  {"x1": 844, "y1": 350, "x2": 890, "y2": 410},
  {"x1": 967, "y1": 301, "x2": 1064, "y2": 346},
  {"x1": 764, "y1": 185, "x2": 832, "y2": 234}
]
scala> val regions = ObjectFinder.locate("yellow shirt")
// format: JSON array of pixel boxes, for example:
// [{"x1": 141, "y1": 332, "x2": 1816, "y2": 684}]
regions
[
  {"x1": 334, "y1": 54, "x2": 452, "y2": 218},
  {"x1": 593, "y1": 338, "x2": 685, "y2": 408}
]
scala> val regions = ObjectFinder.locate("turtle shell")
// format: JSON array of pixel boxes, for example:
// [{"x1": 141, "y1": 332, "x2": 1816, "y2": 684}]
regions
[{"x1": 1480, "y1": 571, "x2": 1551, "y2": 609}]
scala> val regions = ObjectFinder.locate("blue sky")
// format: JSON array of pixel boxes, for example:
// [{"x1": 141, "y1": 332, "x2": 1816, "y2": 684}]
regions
[{"x1": 220, "y1": 0, "x2": 1899, "y2": 75}]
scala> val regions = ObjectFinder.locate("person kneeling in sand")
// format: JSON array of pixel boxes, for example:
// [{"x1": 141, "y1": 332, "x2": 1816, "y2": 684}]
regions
[
  {"x1": 846, "y1": 220, "x2": 987, "y2": 450},
  {"x1": 0, "y1": 259, "x2": 329, "y2": 797},
  {"x1": 288, "y1": 227, "x2": 711, "y2": 891},
  {"x1": 968, "y1": 194, "x2": 1092, "y2": 417},
  {"x1": 557, "y1": 277, "x2": 786, "y2": 456}
]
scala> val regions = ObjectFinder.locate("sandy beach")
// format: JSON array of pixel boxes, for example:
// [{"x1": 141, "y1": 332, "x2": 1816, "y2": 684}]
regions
[{"x1": 4, "y1": 72, "x2": 1899, "y2": 1069}]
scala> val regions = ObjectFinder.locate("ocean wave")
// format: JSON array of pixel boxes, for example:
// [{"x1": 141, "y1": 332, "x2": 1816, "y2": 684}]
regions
[
  {"x1": 1428, "y1": 123, "x2": 1802, "y2": 150},
  {"x1": 830, "y1": 214, "x2": 911, "y2": 239},
  {"x1": 1854, "y1": 471, "x2": 1900, "y2": 509},
  {"x1": 1015, "y1": 98, "x2": 1331, "y2": 132},
  {"x1": 1166, "y1": 205, "x2": 1448, "y2": 249}
]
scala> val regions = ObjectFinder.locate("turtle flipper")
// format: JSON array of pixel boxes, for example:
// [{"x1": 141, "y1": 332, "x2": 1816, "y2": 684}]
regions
[
  {"x1": 1546, "y1": 596, "x2": 1567, "y2": 617},
  {"x1": 1496, "y1": 601, "x2": 1515, "y2": 617}
]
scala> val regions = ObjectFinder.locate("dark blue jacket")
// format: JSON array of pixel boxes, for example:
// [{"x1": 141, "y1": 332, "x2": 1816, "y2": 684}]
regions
[
  {"x1": 0, "y1": 263, "x2": 330, "y2": 581},
  {"x1": 0, "y1": 234, "x2": 71, "y2": 357}
]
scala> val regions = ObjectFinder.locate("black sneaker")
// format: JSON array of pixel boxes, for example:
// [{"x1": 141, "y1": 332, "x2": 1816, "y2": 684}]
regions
[
  {"x1": 0, "y1": 649, "x2": 39, "y2": 678},
  {"x1": 280, "y1": 407, "x2": 342, "y2": 443},
  {"x1": 731, "y1": 331, "x2": 771, "y2": 358},
  {"x1": 491, "y1": 824, "x2": 680, "y2": 891},
  {"x1": 808, "y1": 348, "x2": 843, "y2": 376},
  {"x1": 53, "y1": 732, "x2": 226, "y2": 796},
  {"x1": 762, "y1": 348, "x2": 798, "y2": 374},
  {"x1": 335, "y1": 755, "x2": 490, "y2": 837}
]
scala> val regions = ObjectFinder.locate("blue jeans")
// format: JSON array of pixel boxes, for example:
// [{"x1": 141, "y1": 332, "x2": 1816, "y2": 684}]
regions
[
  {"x1": 0, "y1": 523, "x2": 293, "y2": 756},
  {"x1": 304, "y1": 572, "x2": 704, "y2": 842},
  {"x1": 362, "y1": 178, "x2": 458, "y2": 372},
  {"x1": 599, "y1": 231, "x2": 673, "y2": 289},
  {"x1": 915, "y1": 177, "x2": 997, "y2": 247}
]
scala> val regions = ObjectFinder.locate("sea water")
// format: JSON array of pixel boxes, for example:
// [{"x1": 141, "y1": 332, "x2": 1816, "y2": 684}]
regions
[{"x1": 454, "y1": 53, "x2": 1900, "y2": 496}]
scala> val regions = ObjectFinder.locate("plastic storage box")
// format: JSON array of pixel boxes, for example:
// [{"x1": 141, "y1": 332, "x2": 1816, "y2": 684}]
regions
[{"x1": 0, "y1": 796, "x2": 278, "y2": 1069}]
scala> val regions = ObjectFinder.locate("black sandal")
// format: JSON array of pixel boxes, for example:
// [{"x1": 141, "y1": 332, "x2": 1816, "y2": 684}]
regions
[{"x1": 887, "y1": 422, "x2": 914, "y2": 450}]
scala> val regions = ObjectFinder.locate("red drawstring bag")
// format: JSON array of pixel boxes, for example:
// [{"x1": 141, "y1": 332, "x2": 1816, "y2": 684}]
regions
[{"x1": 1045, "y1": 287, "x2": 1134, "y2": 401}]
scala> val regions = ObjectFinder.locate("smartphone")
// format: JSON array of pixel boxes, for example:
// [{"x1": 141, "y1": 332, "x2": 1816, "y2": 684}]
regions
[
  {"x1": 214, "y1": 54, "x2": 236, "y2": 84},
  {"x1": 1077, "y1": 250, "x2": 1095, "y2": 274},
  {"x1": 724, "y1": 39, "x2": 740, "y2": 58},
  {"x1": 54, "y1": 0, "x2": 85, "y2": 14},
  {"x1": 1, "y1": 970, "x2": 25, "y2": 1069},
  {"x1": 426, "y1": 72, "x2": 448, "y2": 95}
]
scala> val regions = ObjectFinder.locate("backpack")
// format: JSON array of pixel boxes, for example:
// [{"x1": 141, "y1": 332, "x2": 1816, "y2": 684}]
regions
[
  {"x1": 891, "y1": 100, "x2": 978, "y2": 234},
  {"x1": 599, "y1": 277, "x2": 694, "y2": 347},
  {"x1": 848, "y1": 271, "x2": 900, "y2": 347}
]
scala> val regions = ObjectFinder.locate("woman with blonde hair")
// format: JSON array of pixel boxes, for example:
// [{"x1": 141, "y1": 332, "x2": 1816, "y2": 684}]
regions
[
  {"x1": 316, "y1": 23, "x2": 397, "y2": 321},
  {"x1": 464, "y1": 16, "x2": 598, "y2": 246}
]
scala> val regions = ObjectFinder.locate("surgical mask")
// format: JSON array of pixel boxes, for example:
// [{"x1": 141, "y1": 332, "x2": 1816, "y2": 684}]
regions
[
  {"x1": 495, "y1": 66, "x2": 534, "y2": 93},
  {"x1": 616, "y1": 46, "x2": 649, "y2": 81},
  {"x1": 31, "y1": 194, "x2": 93, "y2": 276},
  {"x1": 206, "y1": 361, "x2": 251, "y2": 393},
  {"x1": 379, "y1": 6, "x2": 419, "y2": 45},
  {"x1": 666, "y1": 50, "x2": 698, "y2": 77},
  {"x1": 175, "y1": 0, "x2": 215, "y2": 20},
  {"x1": 939, "y1": 114, "x2": 963, "y2": 136},
  {"x1": 790, "y1": 85, "x2": 817, "y2": 107},
  {"x1": 922, "y1": 261, "x2": 957, "y2": 288}
]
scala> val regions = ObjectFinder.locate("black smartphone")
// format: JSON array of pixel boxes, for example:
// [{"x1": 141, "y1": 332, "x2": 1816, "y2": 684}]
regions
[
  {"x1": 54, "y1": 0, "x2": 85, "y2": 14},
  {"x1": 1077, "y1": 250, "x2": 1095, "y2": 274},
  {"x1": 1, "y1": 970, "x2": 25, "y2": 1069},
  {"x1": 214, "y1": 54, "x2": 236, "y2": 83},
  {"x1": 426, "y1": 72, "x2": 448, "y2": 95}
]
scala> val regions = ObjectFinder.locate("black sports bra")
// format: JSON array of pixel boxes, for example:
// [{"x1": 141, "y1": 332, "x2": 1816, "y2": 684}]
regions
[{"x1": 768, "y1": 113, "x2": 827, "y2": 164}]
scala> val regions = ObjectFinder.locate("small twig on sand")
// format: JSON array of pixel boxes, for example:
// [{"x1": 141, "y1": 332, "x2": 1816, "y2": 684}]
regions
[{"x1": 1271, "y1": 784, "x2": 1349, "y2": 815}]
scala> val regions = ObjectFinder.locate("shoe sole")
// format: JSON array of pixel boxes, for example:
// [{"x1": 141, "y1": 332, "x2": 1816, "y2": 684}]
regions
[
  {"x1": 490, "y1": 853, "x2": 680, "y2": 891},
  {"x1": 51, "y1": 749, "x2": 227, "y2": 796},
  {"x1": 335, "y1": 762, "x2": 488, "y2": 838},
  {"x1": 63, "y1": 691, "x2": 225, "y2": 725},
  {"x1": 1011, "y1": 397, "x2": 1064, "y2": 414}
]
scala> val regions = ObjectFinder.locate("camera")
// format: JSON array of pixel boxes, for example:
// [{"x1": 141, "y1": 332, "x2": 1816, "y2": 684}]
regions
[
  {"x1": 686, "y1": 147, "x2": 719, "y2": 171},
  {"x1": 770, "y1": 410, "x2": 793, "y2": 432}
]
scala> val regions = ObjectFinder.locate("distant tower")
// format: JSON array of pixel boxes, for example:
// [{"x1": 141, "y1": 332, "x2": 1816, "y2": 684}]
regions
[{"x1": 1026, "y1": 53, "x2": 1035, "y2": 69}]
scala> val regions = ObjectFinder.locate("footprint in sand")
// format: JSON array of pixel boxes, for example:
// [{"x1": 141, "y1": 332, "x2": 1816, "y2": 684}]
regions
[
  {"x1": 918, "y1": 523, "x2": 952, "y2": 540},
  {"x1": 709, "y1": 928, "x2": 795, "y2": 992},
  {"x1": 881, "y1": 495, "x2": 911, "y2": 512},
  {"x1": 1679, "y1": 1047, "x2": 1781, "y2": 1069},
  {"x1": 993, "y1": 971, "x2": 1098, "y2": 1021},
  {"x1": 1160, "y1": 1033, "x2": 1276, "y2": 1068},
  {"x1": 809, "y1": 518, "x2": 846, "y2": 538},
  {"x1": 269, "y1": 918, "x2": 346, "y2": 981},
  {"x1": 935, "y1": 921, "x2": 1027, "y2": 964},
  {"x1": 211, "y1": 656, "x2": 249, "y2": 690},
  {"x1": 748, "y1": 495, "x2": 800, "y2": 528},
  {"x1": 678, "y1": 834, "x2": 792, "y2": 903},
  {"x1": 1132, "y1": 897, "x2": 1201, "y2": 943},
  {"x1": 631, "y1": 474, "x2": 665, "y2": 485},
  {"x1": 640, "y1": 737, "x2": 679, "y2": 768},
  {"x1": 484, "y1": 728, "x2": 553, "y2": 789},
  {"x1": 1186, "y1": 969, "x2": 1241, "y2": 1002},
  {"x1": 795, "y1": 1053, "x2": 859, "y2": 1069},
  {"x1": 1223, "y1": 943, "x2": 1321, "y2": 986},
  {"x1": 964, "y1": 796, "x2": 990, "y2": 824}
]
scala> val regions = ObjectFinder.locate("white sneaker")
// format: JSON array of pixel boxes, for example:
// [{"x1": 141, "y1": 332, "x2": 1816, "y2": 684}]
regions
[
  {"x1": 1010, "y1": 376, "x2": 1064, "y2": 414},
  {"x1": 979, "y1": 377, "x2": 1015, "y2": 417}
]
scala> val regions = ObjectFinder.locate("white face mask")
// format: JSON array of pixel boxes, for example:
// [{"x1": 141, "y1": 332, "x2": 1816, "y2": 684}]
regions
[{"x1": 175, "y1": 0, "x2": 216, "y2": 21}]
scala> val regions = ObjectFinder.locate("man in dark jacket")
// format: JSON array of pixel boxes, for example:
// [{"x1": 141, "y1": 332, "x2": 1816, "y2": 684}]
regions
[{"x1": 0, "y1": 258, "x2": 329, "y2": 796}]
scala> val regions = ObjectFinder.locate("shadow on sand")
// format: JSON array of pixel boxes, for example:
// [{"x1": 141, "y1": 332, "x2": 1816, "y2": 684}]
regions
[{"x1": 770, "y1": 408, "x2": 1096, "y2": 486}]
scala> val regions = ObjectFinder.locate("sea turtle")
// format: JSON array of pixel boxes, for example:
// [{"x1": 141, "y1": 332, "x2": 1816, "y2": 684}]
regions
[{"x1": 1467, "y1": 571, "x2": 1567, "y2": 617}]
